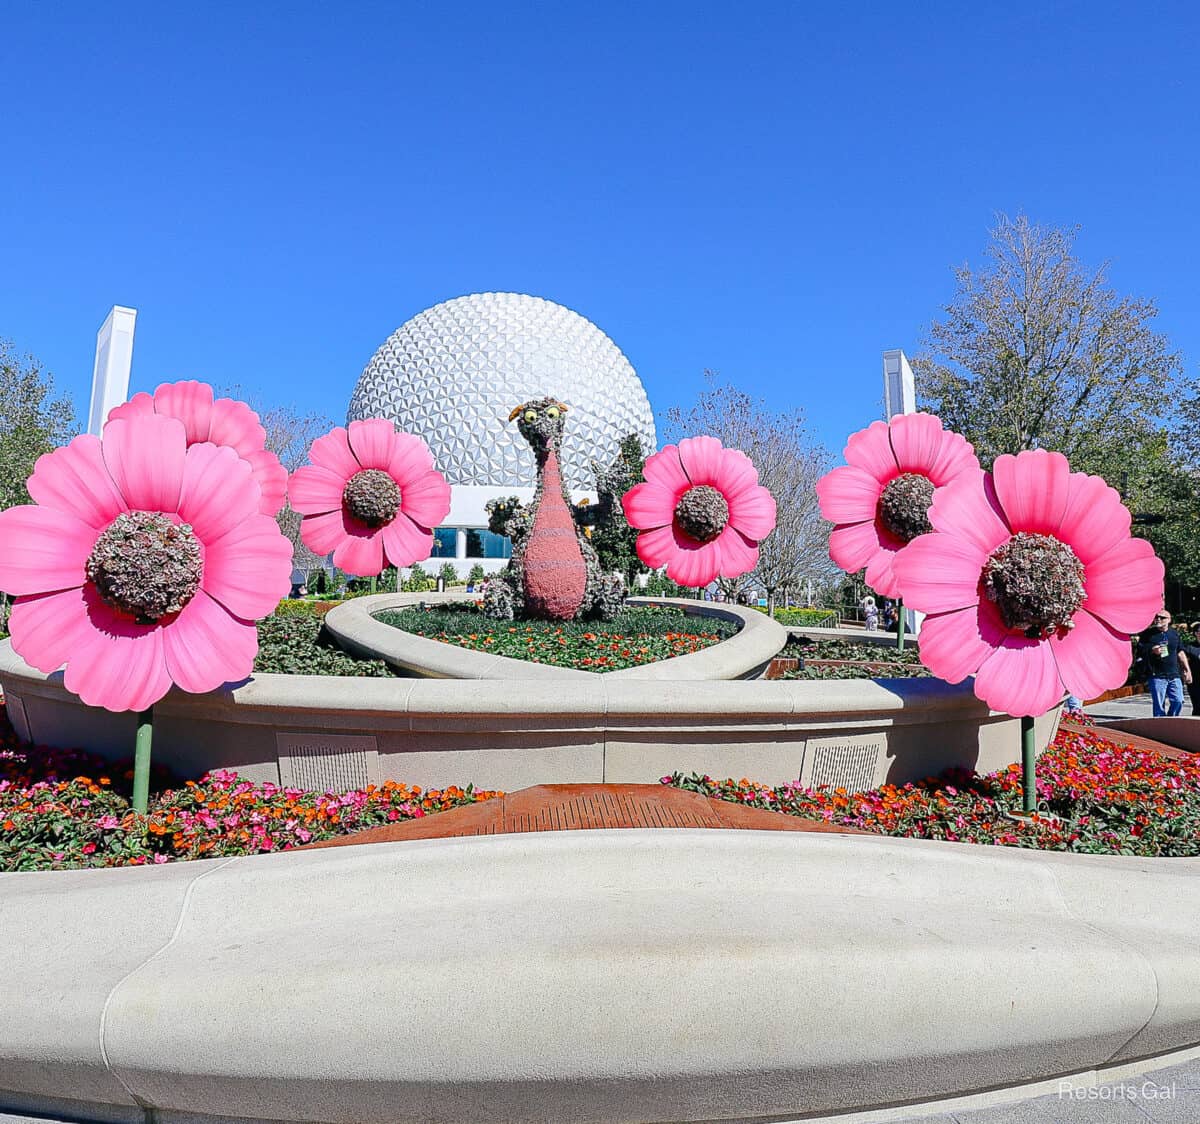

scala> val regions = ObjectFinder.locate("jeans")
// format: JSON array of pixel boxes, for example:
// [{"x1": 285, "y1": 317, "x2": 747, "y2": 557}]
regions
[{"x1": 1148, "y1": 676, "x2": 1185, "y2": 717}]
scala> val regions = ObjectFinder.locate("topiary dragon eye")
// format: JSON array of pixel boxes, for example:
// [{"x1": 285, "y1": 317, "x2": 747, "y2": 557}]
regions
[
  {"x1": 546, "y1": 406, "x2": 560, "y2": 418},
  {"x1": 524, "y1": 409, "x2": 538, "y2": 422}
]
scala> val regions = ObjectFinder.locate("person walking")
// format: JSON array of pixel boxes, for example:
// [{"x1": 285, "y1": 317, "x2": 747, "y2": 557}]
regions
[
  {"x1": 860, "y1": 594, "x2": 879, "y2": 631},
  {"x1": 1183, "y1": 623, "x2": 1200, "y2": 716},
  {"x1": 1137, "y1": 609, "x2": 1192, "y2": 717}
]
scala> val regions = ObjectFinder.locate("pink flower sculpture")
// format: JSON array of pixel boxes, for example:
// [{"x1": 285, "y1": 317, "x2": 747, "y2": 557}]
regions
[
  {"x1": 892, "y1": 450, "x2": 1165, "y2": 717},
  {"x1": 0, "y1": 415, "x2": 293, "y2": 713},
  {"x1": 108, "y1": 380, "x2": 288, "y2": 516},
  {"x1": 816, "y1": 413, "x2": 979, "y2": 597},
  {"x1": 288, "y1": 419, "x2": 452, "y2": 575},
  {"x1": 621, "y1": 436, "x2": 777, "y2": 587}
]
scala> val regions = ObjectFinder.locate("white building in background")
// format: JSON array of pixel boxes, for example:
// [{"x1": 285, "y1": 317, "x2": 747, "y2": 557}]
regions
[
  {"x1": 87, "y1": 306, "x2": 137, "y2": 436},
  {"x1": 346, "y1": 292, "x2": 658, "y2": 576}
]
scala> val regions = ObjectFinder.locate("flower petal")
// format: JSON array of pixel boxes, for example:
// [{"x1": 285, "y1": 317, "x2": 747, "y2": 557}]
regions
[
  {"x1": 676, "y1": 436, "x2": 726, "y2": 487},
  {"x1": 666, "y1": 538, "x2": 722, "y2": 587},
  {"x1": 641, "y1": 446, "x2": 691, "y2": 498},
  {"x1": 202, "y1": 514, "x2": 294, "y2": 619},
  {"x1": 622, "y1": 480, "x2": 677, "y2": 530},
  {"x1": 1057, "y1": 472, "x2": 1133, "y2": 567},
  {"x1": 26, "y1": 435, "x2": 128, "y2": 530},
  {"x1": 844, "y1": 420, "x2": 898, "y2": 482},
  {"x1": 348, "y1": 419, "x2": 399, "y2": 471},
  {"x1": 244, "y1": 449, "x2": 289, "y2": 517},
  {"x1": 106, "y1": 392, "x2": 156, "y2": 425},
  {"x1": 6, "y1": 587, "x2": 95, "y2": 673},
  {"x1": 177, "y1": 443, "x2": 259, "y2": 543},
  {"x1": 928, "y1": 468, "x2": 1011, "y2": 554},
  {"x1": 152, "y1": 381, "x2": 217, "y2": 444},
  {"x1": 635, "y1": 524, "x2": 680, "y2": 570},
  {"x1": 714, "y1": 526, "x2": 759, "y2": 579},
  {"x1": 920, "y1": 425, "x2": 978, "y2": 487},
  {"x1": 163, "y1": 590, "x2": 257, "y2": 694},
  {"x1": 1082, "y1": 536, "x2": 1165, "y2": 634},
  {"x1": 207, "y1": 396, "x2": 267, "y2": 457},
  {"x1": 101, "y1": 415, "x2": 187, "y2": 513},
  {"x1": 864, "y1": 541, "x2": 903, "y2": 599},
  {"x1": 1050, "y1": 610, "x2": 1134, "y2": 702},
  {"x1": 385, "y1": 432, "x2": 437, "y2": 486},
  {"x1": 333, "y1": 526, "x2": 386, "y2": 575},
  {"x1": 63, "y1": 587, "x2": 173, "y2": 713},
  {"x1": 890, "y1": 532, "x2": 987, "y2": 614},
  {"x1": 307, "y1": 427, "x2": 360, "y2": 479},
  {"x1": 382, "y1": 513, "x2": 434, "y2": 569},
  {"x1": 398, "y1": 469, "x2": 451, "y2": 529},
  {"x1": 973, "y1": 635, "x2": 1064, "y2": 717},
  {"x1": 816, "y1": 465, "x2": 883, "y2": 525},
  {"x1": 725, "y1": 484, "x2": 776, "y2": 542},
  {"x1": 289, "y1": 464, "x2": 348, "y2": 516},
  {"x1": 917, "y1": 600, "x2": 1007, "y2": 685},
  {"x1": 299, "y1": 509, "x2": 348, "y2": 557},
  {"x1": 887, "y1": 413, "x2": 947, "y2": 476},
  {"x1": 829, "y1": 520, "x2": 888, "y2": 575},
  {"x1": 711, "y1": 447, "x2": 760, "y2": 497},
  {"x1": 992, "y1": 450, "x2": 1070, "y2": 535},
  {"x1": 0, "y1": 505, "x2": 96, "y2": 595}
]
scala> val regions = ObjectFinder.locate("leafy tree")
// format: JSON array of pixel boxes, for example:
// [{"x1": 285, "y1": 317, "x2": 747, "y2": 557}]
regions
[
  {"x1": 667, "y1": 373, "x2": 836, "y2": 614},
  {"x1": 915, "y1": 213, "x2": 1183, "y2": 479},
  {"x1": 467, "y1": 563, "x2": 487, "y2": 586},
  {"x1": 438, "y1": 562, "x2": 458, "y2": 586},
  {"x1": 0, "y1": 339, "x2": 76, "y2": 513}
]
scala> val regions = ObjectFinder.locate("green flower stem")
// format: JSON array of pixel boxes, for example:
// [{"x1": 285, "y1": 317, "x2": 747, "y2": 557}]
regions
[
  {"x1": 896, "y1": 597, "x2": 906, "y2": 652},
  {"x1": 1022, "y1": 714, "x2": 1037, "y2": 814},
  {"x1": 132, "y1": 708, "x2": 153, "y2": 816},
  {"x1": 370, "y1": 575, "x2": 377, "y2": 596}
]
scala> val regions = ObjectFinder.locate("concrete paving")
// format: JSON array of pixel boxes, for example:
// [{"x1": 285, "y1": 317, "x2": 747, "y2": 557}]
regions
[{"x1": 890, "y1": 1055, "x2": 1200, "y2": 1122}]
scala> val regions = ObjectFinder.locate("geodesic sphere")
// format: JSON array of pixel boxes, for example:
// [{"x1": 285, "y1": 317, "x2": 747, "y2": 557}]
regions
[{"x1": 347, "y1": 293, "x2": 657, "y2": 490}]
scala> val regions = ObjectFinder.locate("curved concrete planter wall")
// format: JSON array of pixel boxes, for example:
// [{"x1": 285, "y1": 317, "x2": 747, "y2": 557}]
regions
[
  {"x1": 0, "y1": 636, "x2": 1059, "y2": 793},
  {"x1": 322, "y1": 593, "x2": 786, "y2": 680},
  {"x1": 0, "y1": 830, "x2": 1197, "y2": 1124}
]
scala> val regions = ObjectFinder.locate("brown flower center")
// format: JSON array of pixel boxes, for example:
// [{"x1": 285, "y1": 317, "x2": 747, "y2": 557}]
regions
[
  {"x1": 878, "y1": 472, "x2": 936, "y2": 542},
  {"x1": 343, "y1": 469, "x2": 401, "y2": 528},
  {"x1": 983, "y1": 532, "x2": 1086, "y2": 638},
  {"x1": 673, "y1": 485, "x2": 729, "y2": 544},
  {"x1": 87, "y1": 511, "x2": 203, "y2": 624}
]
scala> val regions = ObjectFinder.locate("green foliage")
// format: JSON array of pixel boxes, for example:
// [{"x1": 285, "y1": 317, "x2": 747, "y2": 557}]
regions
[
  {"x1": 586, "y1": 432, "x2": 649, "y2": 583},
  {"x1": 916, "y1": 214, "x2": 1182, "y2": 479},
  {"x1": 639, "y1": 572, "x2": 701, "y2": 599},
  {"x1": 756, "y1": 607, "x2": 839, "y2": 627},
  {"x1": 0, "y1": 339, "x2": 76, "y2": 515},
  {"x1": 438, "y1": 562, "x2": 458, "y2": 586},
  {"x1": 254, "y1": 614, "x2": 393, "y2": 676},
  {"x1": 376, "y1": 603, "x2": 736, "y2": 671},
  {"x1": 467, "y1": 563, "x2": 487, "y2": 585},
  {"x1": 401, "y1": 563, "x2": 431, "y2": 592}
]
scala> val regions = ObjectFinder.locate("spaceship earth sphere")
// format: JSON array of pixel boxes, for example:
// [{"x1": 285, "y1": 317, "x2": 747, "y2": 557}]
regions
[{"x1": 347, "y1": 292, "x2": 658, "y2": 490}]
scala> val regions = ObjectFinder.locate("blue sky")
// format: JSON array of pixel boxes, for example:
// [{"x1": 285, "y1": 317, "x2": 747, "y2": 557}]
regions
[{"x1": 2, "y1": 0, "x2": 1197, "y2": 454}]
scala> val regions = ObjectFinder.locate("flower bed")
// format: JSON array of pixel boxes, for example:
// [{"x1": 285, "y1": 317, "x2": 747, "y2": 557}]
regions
[
  {"x1": 0, "y1": 703, "x2": 500, "y2": 871},
  {"x1": 374, "y1": 603, "x2": 738, "y2": 672},
  {"x1": 666, "y1": 723, "x2": 1200, "y2": 856},
  {"x1": 774, "y1": 639, "x2": 931, "y2": 680},
  {"x1": 253, "y1": 608, "x2": 394, "y2": 677}
]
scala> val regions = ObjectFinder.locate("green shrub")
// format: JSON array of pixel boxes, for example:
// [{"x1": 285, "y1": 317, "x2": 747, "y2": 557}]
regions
[
  {"x1": 254, "y1": 614, "x2": 393, "y2": 676},
  {"x1": 767, "y1": 607, "x2": 840, "y2": 627}
]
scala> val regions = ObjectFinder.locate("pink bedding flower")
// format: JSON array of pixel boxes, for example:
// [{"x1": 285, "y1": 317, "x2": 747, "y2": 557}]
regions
[
  {"x1": 288, "y1": 419, "x2": 451, "y2": 575},
  {"x1": 0, "y1": 415, "x2": 293, "y2": 712},
  {"x1": 892, "y1": 450, "x2": 1164, "y2": 717},
  {"x1": 108, "y1": 380, "x2": 288, "y2": 516},
  {"x1": 621, "y1": 436, "x2": 776, "y2": 587},
  {"x1": 816, "y1": 413, "x2": 978, "y2": 597}
]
